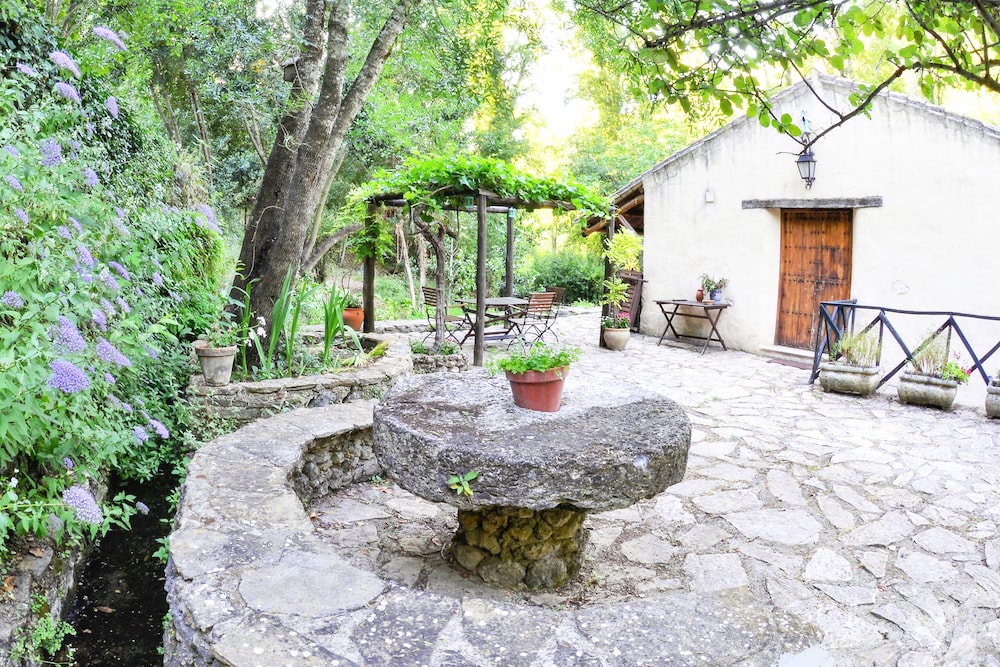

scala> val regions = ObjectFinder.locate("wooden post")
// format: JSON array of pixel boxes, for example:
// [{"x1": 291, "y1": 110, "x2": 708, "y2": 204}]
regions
[
  {"x1": 599, "y1": 219, "x2": 614, "y2": 348},
  {"x1": 363, "y1": 203, "x2": 376, "y2": 333},
  {"x1": 474, "y1": 193, "x2": 488, "y2": 366},
  {"x1": 504, "y1": 208, "x2": 514, "y2": 297}
]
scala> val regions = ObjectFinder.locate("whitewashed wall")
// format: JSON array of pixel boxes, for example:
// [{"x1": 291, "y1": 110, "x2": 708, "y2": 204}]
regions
[{"x1": 638, "y1": 76, "x2": 1000, "y2": 380}]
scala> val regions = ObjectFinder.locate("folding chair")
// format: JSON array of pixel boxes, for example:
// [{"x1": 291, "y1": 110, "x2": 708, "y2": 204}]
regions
[
  {"x1": 545, "y1": 286, "x2": 565, "y2": 306},
  {"x1": 510, "y1": 291, "x2": 559, "y2": 343},
  {"x1": 422, "y1": 286, "x2": 471, "y2": 345}
]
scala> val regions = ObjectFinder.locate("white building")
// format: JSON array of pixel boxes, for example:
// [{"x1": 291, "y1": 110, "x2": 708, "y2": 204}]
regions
[{"x1": 617, "y1": 74, "x2": 1000, "y2": 377}]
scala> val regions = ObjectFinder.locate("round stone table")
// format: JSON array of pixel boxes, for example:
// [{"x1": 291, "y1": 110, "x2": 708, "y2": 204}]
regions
[{"x1": 373, "y1": 368, "x2": 691, "y2": 589}]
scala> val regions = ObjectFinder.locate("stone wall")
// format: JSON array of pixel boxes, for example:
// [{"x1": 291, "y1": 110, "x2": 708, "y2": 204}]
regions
[
  {"x1": 185, "y1": 333, "x2": 410, "y2": 431},
  {"x1": 162, "y1": 400, "x2": 383, "y2": 667}
]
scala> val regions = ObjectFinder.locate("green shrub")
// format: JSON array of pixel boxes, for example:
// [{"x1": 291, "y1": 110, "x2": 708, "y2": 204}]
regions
[{"x1": 520, "y1": 250, "x2": 603, "y2": 304}]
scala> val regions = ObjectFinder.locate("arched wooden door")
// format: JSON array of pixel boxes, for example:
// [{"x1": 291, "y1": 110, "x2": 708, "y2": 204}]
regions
[{"x1": 775, "y1": 209, "x2": 853, "y2": 348}]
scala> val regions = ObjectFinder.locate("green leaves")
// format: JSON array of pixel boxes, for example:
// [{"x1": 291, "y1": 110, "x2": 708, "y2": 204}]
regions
[{"x1": 448, "y1": 471, "x2": 478, "y2": 497}]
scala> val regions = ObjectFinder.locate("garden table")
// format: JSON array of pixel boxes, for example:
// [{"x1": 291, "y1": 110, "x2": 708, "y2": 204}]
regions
[{"x1": 655, "y1": 299, "x2": 730, "y2": 354}]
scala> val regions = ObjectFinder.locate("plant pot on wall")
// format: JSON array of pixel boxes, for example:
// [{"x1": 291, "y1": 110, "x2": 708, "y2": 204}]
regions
[
  {"x1": 896, "y1": 372, "x2": 958, "y2": 410},
  {"x1": 986, "y1": 383, "x2": 1000, "y2": 419},
  {"x1": 505, "y1": 367, "x2": 569, "y2": 412},
  {"x1": 818, "y1": 362, "x2": 882, "y2": 397},
  {"x1": 343, "y1": 307, "x2": 364, "y2": 331},
  {"x1": 602, "y1": 327, "x2": 630, "y2": 351},
  {"x1": 194, "y1": 344, "x2": 237, "y2": 386}
]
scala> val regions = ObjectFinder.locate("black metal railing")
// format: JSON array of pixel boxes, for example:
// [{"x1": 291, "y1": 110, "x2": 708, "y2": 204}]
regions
[{"x1": 809, "y1": 300, "x2": 1000, "y2": 388}]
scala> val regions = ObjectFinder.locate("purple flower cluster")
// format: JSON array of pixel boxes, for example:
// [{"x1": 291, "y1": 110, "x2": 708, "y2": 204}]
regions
[
  {"x1": 108, "y1": 261, "x2": 130, "y2": 281},
  {"x1": 69, "y1": 217, "x2": 83, "y2": 234},
  {"x1": 104, "y1": 372, "x2": 116, "y2": 384},
  {"x1": 76, "y1": 244, "x2": 95, "y2": 268},
  {"x1": 40, "y1": 138, "x2": 62, "y2": 166},
  {"x1": 47, "y1": 359, "x2": 89, "y2": 394},
  {"x1": 116, "y1": 297, "x2": 131, "y2": 314},
  {"x1": 5, "y1": 175, "x2": 23, "y2": 192},
  {"x1": 95, "y1": 338, "x2": 131, "y2": 367},
  {"x1": 62, "y1": 484, "x2": 103, "y2": 524},
  {"x1": 54, "y1": 82, "x2": 81, "y2": 104},
  {"x1": 54, "y1": 316, "x2": 87, "y2": 353},
  {"x1": 4, "y1": 145, "x2": 20, "y2": 157},
  {"x1": 15, "y1": 208, "x2": 29, "y2": 225},
  {"x1": 50, "y1": 51, "x2": 81, "y2": 78},
  {"x1": 84, "y1": 167, "x2": 99, "y2": 187},
  {"x1": 16, "y1": 63, "x2": 37, "y2": 76},
  {"x1": 136, "y1": 501, "x2": 149, "y2": 515},
  {"x1": 106, "y1": 96, "x2": 119, "y2": 119},
  {"x1": 1, "y1": 291, "x2": 24, "y2": 308},
  {"x1": 152, "y1": 271, "x2": 164, "y2": 286},
  {"x1": 144, "y1": 344, "x2": 158, "y2": 360},
  {"x1": 63, "y1": 457, "x2": 75, "y2": 470},
  {"x1": 133, "y1": 425, "x2": 148, "y2": 443},
  {"x1": 100, "y1": 298, "x2": 115, "y2": 316},
  {"x1": 100, "y1": 269, "x2": 120, "y2": 292},
  {"x1": 93, "y1": 26, "x2": 128, "y2": 51},
  {"x1": 91, "y1": 307, "x2": 107, "y2": 330},
  {"x1": 148, "y1": 419, "x2": 169, "y2": 439}
]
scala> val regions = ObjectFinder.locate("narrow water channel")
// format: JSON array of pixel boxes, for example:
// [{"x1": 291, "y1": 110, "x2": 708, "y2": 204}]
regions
[{"x1": 63, "y1": 473, "x2": 174, "y2": 666}]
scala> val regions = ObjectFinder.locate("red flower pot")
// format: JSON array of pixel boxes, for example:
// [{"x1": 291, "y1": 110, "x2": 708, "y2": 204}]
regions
[
  {"x1": 505, "y1": 366, "x2": 569, "y2": 412},
  {"x1": 343, "y1": 307, "x2": 364, "y2": 331}
]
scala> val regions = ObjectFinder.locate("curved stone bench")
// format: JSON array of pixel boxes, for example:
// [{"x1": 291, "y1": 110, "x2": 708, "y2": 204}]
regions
[{"x1": 165, "y1": 374, "x2": 816, "y2": 666}]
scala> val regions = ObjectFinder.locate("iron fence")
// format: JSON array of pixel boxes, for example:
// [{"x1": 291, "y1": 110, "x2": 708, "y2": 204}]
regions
[{"x1": 809, "y1": 300, "x2": 1000, "y2": 388}]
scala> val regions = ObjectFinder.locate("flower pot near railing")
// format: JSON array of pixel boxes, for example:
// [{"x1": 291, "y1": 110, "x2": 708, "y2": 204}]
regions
[
  {"x1": 896, "y1": 372, "x2": 958, "y2": 410},
  {"x1": 602, "y1": 327, "x2": 630, "y2": 351},
  {"x1": 818, "y1": 362, "x2": 882, "y2": 397},
  {"x1": 343, "y1": 307, "x2": 364, "y2": 331},
  {"x1": 986, "y1": 382, "x2": 1000, "y2": 419}
]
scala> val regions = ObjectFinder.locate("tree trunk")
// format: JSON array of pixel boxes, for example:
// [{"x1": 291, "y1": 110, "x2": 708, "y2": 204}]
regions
[{"x1": 231, "y1": 0, "x2": 419, "y2": 333}]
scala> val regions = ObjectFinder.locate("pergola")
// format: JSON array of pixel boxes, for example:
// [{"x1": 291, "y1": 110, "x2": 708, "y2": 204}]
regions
[{"x1": 361, "y1": 187, "x2": 579, "y2": 366}]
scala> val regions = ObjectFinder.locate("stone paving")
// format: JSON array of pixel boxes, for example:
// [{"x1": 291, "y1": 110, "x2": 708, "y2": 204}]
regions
[{"x1": 312, "y1": 310, "x2": 1000, "y2": 666}]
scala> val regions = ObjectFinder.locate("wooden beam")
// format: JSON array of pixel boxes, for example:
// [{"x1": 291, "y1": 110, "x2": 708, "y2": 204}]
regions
[
  {"x1": 742, "y1": 197, "x2": 883, "y2": 209},
  {"x1": 616, "y1": 192, "x2": 644, "y2": 216}
]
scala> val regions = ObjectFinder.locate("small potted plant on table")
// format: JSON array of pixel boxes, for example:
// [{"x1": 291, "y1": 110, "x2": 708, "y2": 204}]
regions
[
  {"x1": 600, "y1": 229, "x2": 642, "y2": 350},
  {"x1": 488, "y1": 341, "x2": 581, "y2": 412},
  {"x1": 699, "y1": 274, "x2": 728, "y2": 303},
  {"x1": 818, "y1": 329, "x2": 882, "y2": 396}
]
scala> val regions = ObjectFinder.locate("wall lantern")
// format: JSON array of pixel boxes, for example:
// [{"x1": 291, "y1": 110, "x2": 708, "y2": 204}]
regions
[
  {"x1": 463, "y1": 195, "x2": 475, "y2": 209},
  {"x1": 796, "y1": 147, "x2": 817, "y2": 189},
  {"x1": 507, "y1": 206, "x2": 517, "y2": 220}
]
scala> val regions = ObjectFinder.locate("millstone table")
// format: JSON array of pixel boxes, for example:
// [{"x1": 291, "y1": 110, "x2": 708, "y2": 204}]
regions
[{"x1": 373, "y1": 369, "x2": 691, "y2": 590}]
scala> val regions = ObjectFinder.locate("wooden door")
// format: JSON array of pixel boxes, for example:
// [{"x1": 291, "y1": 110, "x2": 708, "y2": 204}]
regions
[{"x1": 775, "y1": 209, "x2": 853, "y2": 348}]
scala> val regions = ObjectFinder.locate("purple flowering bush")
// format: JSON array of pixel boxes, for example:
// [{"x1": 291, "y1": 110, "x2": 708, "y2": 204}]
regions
[{"x1": 0, "y1": 14, "x2": 225, "y2": 554}]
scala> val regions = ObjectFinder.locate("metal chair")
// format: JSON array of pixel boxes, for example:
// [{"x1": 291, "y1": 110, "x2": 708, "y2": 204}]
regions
[
  {"x1": 510, "y1": 291, "x2": 559, "y2": 343},
  {"x1": 422, "y1": 286, "x2": 471, "y2": 345}
]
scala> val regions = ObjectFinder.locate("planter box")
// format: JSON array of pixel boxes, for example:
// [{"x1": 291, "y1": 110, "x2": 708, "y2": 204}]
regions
[
  {"x1": 818, "y1": 363, "x2": 882, "y2": 397},
  {"x1": 896, "y1": 372, "x2": 958, "y2": 410},
  {"x1": 986, "y1": 384, "x2": 1000, "y2": 419}
]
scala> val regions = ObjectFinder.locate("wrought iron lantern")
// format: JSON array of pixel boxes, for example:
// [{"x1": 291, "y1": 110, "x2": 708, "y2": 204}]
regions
[{"x1": 796, "y1": 147, "x2": 817, "y2": 189}]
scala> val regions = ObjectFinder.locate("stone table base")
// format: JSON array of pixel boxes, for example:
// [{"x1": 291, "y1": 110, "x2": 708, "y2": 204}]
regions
[{"x1": 450, "y1": 506, "x2": 588, "y2": 589}]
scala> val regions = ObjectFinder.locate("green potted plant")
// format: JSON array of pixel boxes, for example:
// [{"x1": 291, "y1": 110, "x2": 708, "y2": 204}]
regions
[
  {"x1": 600, "y1": 230, "x2": 642, "y2": 351},
  {"x1": 194, "y1": 315, "x2": 241, "y2": 386},
  {"x1": 818, "y1": 329, "x2": 883, "y2": 396},
  {"x1": 986, "y1": 369, "x2": 1000, "y2": 419},
  {"x1": 897, "y1": 333, "x2": 970, "y2": 410},
  {"x1": 699, "y1": 274, "x2": 728, "y2": 303},
  {"x1": 487, "y1": 341, "x2": 581, "y2": 412}
]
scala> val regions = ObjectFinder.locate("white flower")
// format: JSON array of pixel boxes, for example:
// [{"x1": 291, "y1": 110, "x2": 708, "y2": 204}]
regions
[
  {"x1": 255, "y1": 327, "x2": 266, "y2": 338},
  {"x1": 256, "y1": 316, "x2": 266, "y2": 326}
]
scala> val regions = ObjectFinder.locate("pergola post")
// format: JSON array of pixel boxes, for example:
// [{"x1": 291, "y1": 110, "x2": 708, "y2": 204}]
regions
[
  {"x1": 473, "y1": 193, "x2": 488, "y2": 366},
  {"x1": 362, "y1": 203, "x2": 376, "y2": 333},
  {"x1": 504, "y1": 209, "x2": 514, "y2": 297}
]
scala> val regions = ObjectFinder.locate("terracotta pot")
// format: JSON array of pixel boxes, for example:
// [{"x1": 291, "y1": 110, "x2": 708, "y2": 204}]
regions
[
  {"x1": 695, "y1": 288, "x2": 704, "y2": 302},
  {"x1": 194, "y1": 344, "x2": 237, "y2": 386},
  {"x1": 602, "y1": 327, "x2": 630, "y2": 351},
  {"x1": 505, "y1": 366, "x2": 569, "y2": 412},
  {"x1": 896, "y1": 372, "x2": 958, "y2": 410},
  {"x1": 343, "y1": 307, "x2": 364, "y2": 331}
]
